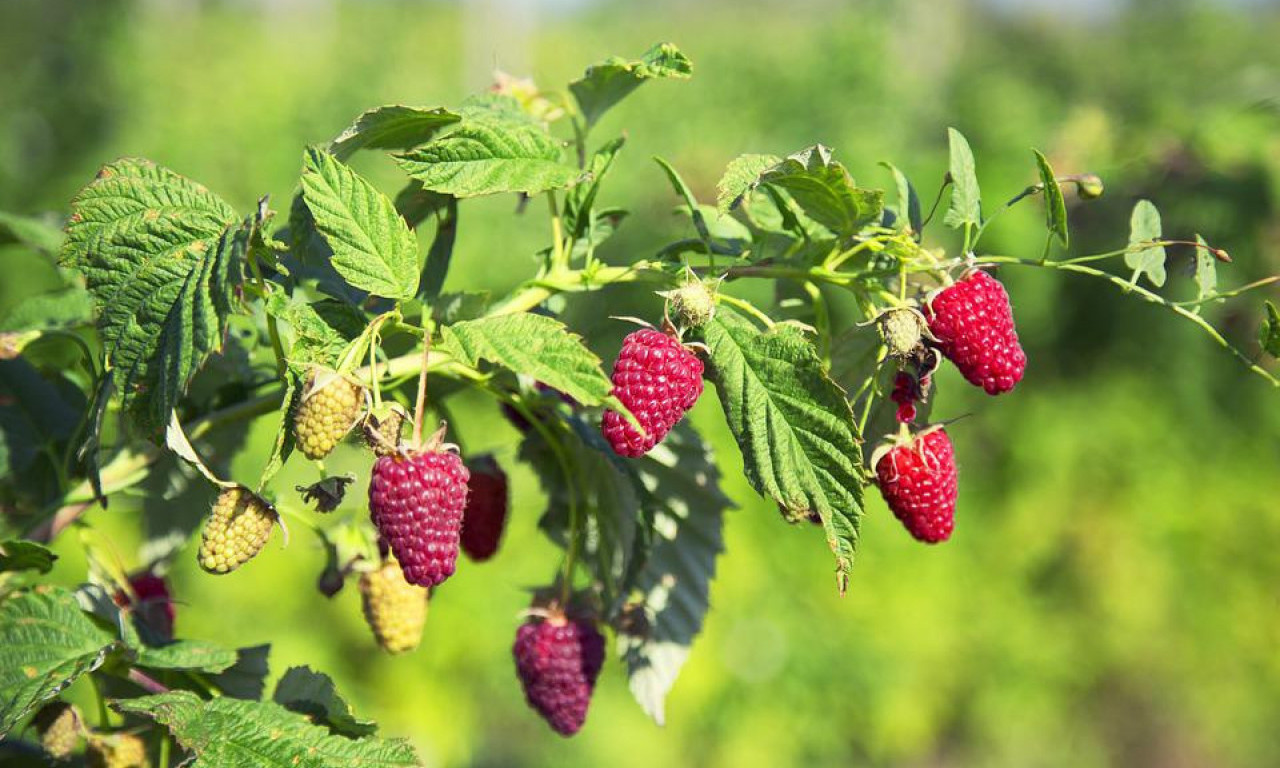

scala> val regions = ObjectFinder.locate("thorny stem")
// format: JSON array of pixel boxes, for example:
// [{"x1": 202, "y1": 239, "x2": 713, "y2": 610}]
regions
[{"x1": 975, "y1": 256, "x2": 1279, "y2": 386}]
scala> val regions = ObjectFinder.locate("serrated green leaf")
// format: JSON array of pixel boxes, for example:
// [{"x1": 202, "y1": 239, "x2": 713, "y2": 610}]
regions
[
  {"x1": 716, "y1": 153, "x2": 781, "y2": 215},
  {"x1": 701, "y1": 309, "x2": 863, "y2": 592},
  {"x1": 0, "y1": 211, "x2": 63, "y2": 255},
  {"x1": 62, "y1": 158, "x2": 243, "y2": 432},
  {"x1": 564, "y1": 136, "x2": 626, "y2": 241},
  {"x1": 1033, "y1": 150, "x2": 1068, "y2": 247},
  {"x1": 943, "y1": 128, "x2": 981, "y2": 231},
  {"x1": 1260, "y1": 301, "x2": 1280, "y2": 357},
  {"x1": 759, "y1": 146, "x2": 884, "y2": 238},
  {"x1": 1194, "y1": 234, "x2": 1217, "y2": 300},
  {"x1": 267, "y1": 295, "x2": 366, "y2": 367},
  {"x1": 654, "y1": 156, "x2": 715, "y2": 246},
  {"x1": 1126, "y1": 199, "x2": 1167, "y2": 288},
  {"x1": 118, "y1": 691, "x2": 421, "y2": 768},
  {"x1": 393, "y1": 118, "x2": 579, "y2": 198},
  {"x1": 209, "y1": 644, "x2": 270, "y2": 700},
  {"x1": 135, "y1": 640, "x2": 238, "y2": 674},
  {"x1": 0, "y1": 288, "x2": 94, "y2": 332},
  {"x1": 392, "y1": 180, "x2": 451, "y2": 230},
  {"x1": 618, "y1": 423, "x2": 729, "y2": 725},
  {"x1": 0, "y1": 540, "x2": 57, "y2": 574},
  {"x1": 0, "y1": 587, "x2": 116, "y2": 736},
  {"x1": 521, "y1": 416, "x2": 639, "y2": 608},
  {"x1": 440, "y1": 313, "x2": 614, "y2": 407},
  {"x1": 301, "y1": 148, "x2": 419, "y2": 300},
  {"x1": 274, "y1": 666, "x2": 376, "y2": 738},
  {"x1": 570, "y1": 43, "x2": 692, "y2": 129},
  {"x1": 329, "y1": 105, "x2": 460, "y2": 161},
  {"x1": 0, "y1": 359, "x2": 83, "y2": 477},
  {"x1": 430, "y1": 291, "x2": 490, "y2": 325},
  {"x1": 879, "y1": 161, "x2": 922, "y2": 236}
]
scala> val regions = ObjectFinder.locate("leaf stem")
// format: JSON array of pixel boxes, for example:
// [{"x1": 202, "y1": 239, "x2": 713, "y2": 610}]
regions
[
  {"x1": 1174, "y1": 276, "x2": 1280, "y2": 306},
  {"x1": 718, "y1": 293, "x2": 775, "y2": 328},
  {"x1": 412, "y1": 325, "x2": 432, "y2": 448},
  {"x1": 247, "y1": 249, "x2": 287, "y2": 378}
]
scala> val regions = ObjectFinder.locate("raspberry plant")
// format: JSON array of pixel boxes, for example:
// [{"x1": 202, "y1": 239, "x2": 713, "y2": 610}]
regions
[{"x1": 1, "y1": 42, "x2": 1278, "y2": 764}]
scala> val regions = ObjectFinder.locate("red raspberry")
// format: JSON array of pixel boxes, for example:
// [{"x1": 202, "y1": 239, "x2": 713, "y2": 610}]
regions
[
  {"x1": 123, "y1": 573, "x2": 175, "y2": 640},
  {"x1": 924, "y1": 270, "x2": 1026, "y2": 395},
  {"x1": 460, "y1": 455, "x2": 509, "y2": 562},
  {"x1": 368, "y1": 450, "x2": 470, "y2": 588},
  {"x1": 512, "y1": 613, "x2": 605, "y2": 737},
  {"x1": 873, "y1": 428, "x2": 958, "y2": 543},
  {"x1": 602, "y1": 329, "x2": 704, "y2": 457}
]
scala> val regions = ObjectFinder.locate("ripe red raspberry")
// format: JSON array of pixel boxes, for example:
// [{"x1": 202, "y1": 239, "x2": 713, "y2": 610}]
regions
[
  {"x1": 113, "y1": 572, "x2": 175, "y2": 641},
  {"x1": 460, "y1": 455, "x2": 509, "y2": 562},
  {"x1": 512, "y1": 613, "x2": 605, "y2": 737},
  {"x1": 368, "y1": 449, "x2": 470, "y2": 588},
  {"x1": 602, "y1": 328, "x2": 703, "y2": 457},
  {"x1": 924, "y1": 270, "x2": 1026, "y2": 395},
  {"x1": 873, "y1": 427, "x2": 958, "y2": 543}
]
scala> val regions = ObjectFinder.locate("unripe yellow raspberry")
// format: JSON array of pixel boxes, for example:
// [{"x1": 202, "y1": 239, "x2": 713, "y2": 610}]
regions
[
  {"x1": 198, "y1": 487, "x2": 276, "y2": 574},
  {"x1": 86, "y1": 732, "x2": 148, "y2": 768},
  {"x1": 34, "y1": 701, "x2": 83, "y2": 759},
  {"x1": 362, "y1": 404, "x2": 407, "y2": 457},
  {"x1": 359, "y1": 558, "x2": 428, "y2": 654},
  {"x1": 878, "y1": 307, "x2": 928, "y2": 359},
  {"x1": 294, "y1": 370, "x2": 365, "y2": 460}
]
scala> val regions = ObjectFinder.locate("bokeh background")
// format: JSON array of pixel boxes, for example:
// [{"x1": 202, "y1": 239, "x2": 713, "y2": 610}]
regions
[{"x1": 3, "y1": 0, "x2": 1280, "y2": 766}]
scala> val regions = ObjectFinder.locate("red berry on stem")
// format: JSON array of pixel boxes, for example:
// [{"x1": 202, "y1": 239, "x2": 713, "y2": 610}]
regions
[
  {"x1": 602, "y1": 328, "x2": 704, "y2": 457},
  {"x1": 924, "y1": 270, "x2": 1026, "y2": 395},
  {"x1": 369, "y1": 450, "x2": 470, "y2": 588},
  {"x1": 873, "y1": 427, "x2": 959, "y2": 543},
  {"x1": 513, "y1": 613, "x2": 605, "y2": 737},
  {"x1": 461, "y1": 455, "x2": 509, "y2": 562}
]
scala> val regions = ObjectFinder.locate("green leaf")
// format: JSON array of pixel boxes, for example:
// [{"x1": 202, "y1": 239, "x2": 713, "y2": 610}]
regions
[
  {"x1": 1260, "y1": 301, "x2": 1280, "y2": 357},
  {"x1": 300, "y1": 148, "x2": 419, "y2": 301},
  {"x1": 0, "y1": 587, "x2": 116, "y2": 737},
  {"x1": 570, "y1": 43, "x2": 692, "y2": 129},
  {"x1": 267, "y1": 295, "x2": 366, "y2": 367},
  {"x1": 564, "y1": 136, "x2": 626, "y2": 241},
  {"x1": 392, "y1": 180, "x2": 451, "y2": 230},
  {"x1": 62, "y1": 159, "x2": 251, "y2": 431},
  {"x1": 0, "y1": 540, "x2": 57, "y2": 574},
  {"x1": 618, "y1": 423, "x2": 729, "y2": 725},
  {"x1": 419, "y1": 196, "x2": 458, "y2": 301},
  {"x1": 209, "y1": 644, "x2": 270, "y2": 700},
  {"x1": 759, "y1": 146, "x2": 884, "y2": 238},
  {"x1": 0, "y1": 288, "x2": 94, "y2": 332},
  {"x1": 700, "y1": 309, "x2": 864, "y2": 592},
  {"x1": 654, "y1": 157, "x2": 714, "y2": 245},
  {"x1": 273, "y1": 666, "x2": 376, "y2": 738},
  {"x1": 117, "y1": 691, "x2": 420, "y2": 768},
  {"x1": 1194, "y1": 234, "x2": 1217, "y2": 300},
  {"x1": 1126, "y1": 199, "x2": 1167, "y2": 288},
  {"x1": 716, "y1": 153, "x2": 781, "y2": 215},
  {"x1": 0, "y1": 359, "x2": 83, "y2": 477},
  {"x1": 1033, "y1": 150, "x2": 1068, "y2": 247},
  {"x1": 943, "y1": 128, "x2": 981, "y2": 231},
  {"x1": 879, "y1": 162, "x2": 922, "y2": 235},
  {"x1": 135, "y1": 640, "x2": 238, "y2": 674},
  {"x1": 329, "y1": 105, "x2": 460, "y2": 161},
  {"x1": 0, "y1": 211, "x2": 64, "y2": 255},
  {"x1": 393, "y1": 118, "x2": 579, "y2": 198},
  {"x1": 440, "y1": 313, "x2": 616, "y2": 407}
]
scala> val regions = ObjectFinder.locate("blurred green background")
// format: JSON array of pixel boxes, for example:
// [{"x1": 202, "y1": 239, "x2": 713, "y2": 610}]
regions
[{"x1": 3, "y1": 0, "x2": 1280, "y2": 765}]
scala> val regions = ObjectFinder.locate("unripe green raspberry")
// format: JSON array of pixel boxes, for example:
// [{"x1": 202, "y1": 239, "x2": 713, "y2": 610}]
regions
[
  {"x1": 362, "y1": 404, "x2": 407, "y2": 457},
  {"x1": 665, "y1": 281, "x2": 716, "y2": 328},
  {"x1": 86, "y1": 733, "x2": 147, "y2": 768},
  {"x1": 34, "y1": 701, "x2": 83, "y2": 759},
  {"x1": 199, "y1": 487, "x2": 276, "y2": 574},
  {"x1": 1075, "y1": 173, "x2": 1104, "y2": 199},
  {"x1": 879, "y1": 308, "x2": 927, "y2": 358},
  {"x1": 294, "y1": 370, "x2": 365, "y2": 460},
  {"x1": 359, "y1": 558, "x2": 428, "y2": 654}
]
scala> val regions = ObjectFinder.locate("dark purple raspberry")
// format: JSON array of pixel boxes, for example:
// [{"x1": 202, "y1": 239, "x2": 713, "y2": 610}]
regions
[
  {"x1": 368, "y1": 450, "x2": 470, "y2": 587},
  {"x1": 924, "y1": 270, "x2": 1026, "y2": 395},
  {"x1": 873, "y1": 428, "x2": 958, "y2": 543},
  {"x1": 460, "y1": 455, "x2": 509, "y2": 562},
  {"x1": 602, "y1": 328, "x2": 704, "y2": 457},
  {"x1": 512, "y1": 614, "x2": 605, "y2": 737},
  {"x1": 114, "y1": 572, "x2": 175, "y2": 641}
]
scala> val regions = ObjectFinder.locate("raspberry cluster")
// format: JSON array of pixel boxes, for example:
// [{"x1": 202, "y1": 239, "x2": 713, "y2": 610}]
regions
[
  {"x1": 460, "y1": 455, "x2": 509, "y2": 562},
  {"x1": 874, "y1": 428, "x2": 958, "y2": 544},
  {"x1": 359, "y1": 558, "x2": 428, "y2": 654},
  {"x1": 924, "y1": 270, "x2": 1026, "y2": 395},
  {"x1": 198, "y1": 487, "x2": 276, "y2": 574},
  {"x1": 602, "y1": 328, "x2": 704, "y2": 457},
  {"x1": 368, "y1": 450, "x2": 470, "y2": 588},
  {"x1": 512, "y1": 614, "x2": 606, "y2": 736},
  {"x1": 295, "y1": 371, "x2": 365, "y2": 460}
]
